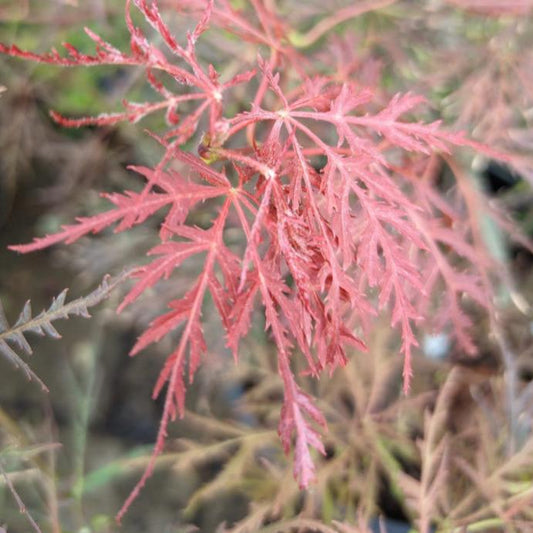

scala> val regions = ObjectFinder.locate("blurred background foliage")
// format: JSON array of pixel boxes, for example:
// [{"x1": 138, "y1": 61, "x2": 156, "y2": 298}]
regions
[{"x1": 1, "y1": 1, "x2": 533, "y2": 532}]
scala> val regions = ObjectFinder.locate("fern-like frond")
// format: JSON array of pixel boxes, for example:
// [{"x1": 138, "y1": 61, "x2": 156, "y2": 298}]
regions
[{"x1": 0, "y1": 271, "x2": 129, "y2": 391}]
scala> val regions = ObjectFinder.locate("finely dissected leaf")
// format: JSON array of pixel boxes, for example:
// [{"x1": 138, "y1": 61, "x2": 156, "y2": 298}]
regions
[
  {"x1": 227, "y1": 276, "x2": 260, "y2": 360},
  {"x1": 131, "y1": 283, "x2": 202, "y2": 356},
  {"x1": 279, "y1": 388, "x2": 327, "y2": 489},
  {"x1": 0, "y1": 272, "x2": 129, "y2": 390},
  {"x1": 119, "y1": 239, "x2": 209, "y2": 312},
  {"x1": 9, "y1": 166, "x2": 228, "y2": 253},
  {"x1": 1, "y1": 0, "x2": 525, "y2": 519}
]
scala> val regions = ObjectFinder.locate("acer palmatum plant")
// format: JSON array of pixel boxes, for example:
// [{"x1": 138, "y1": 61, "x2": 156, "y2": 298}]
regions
[{"x1": 1, "y1": 0, "x2": 526, "y2": 522}]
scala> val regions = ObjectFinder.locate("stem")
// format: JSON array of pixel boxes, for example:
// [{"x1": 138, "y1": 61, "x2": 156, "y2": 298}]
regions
[{"x1": 116, "y1": 198, "x2": 231, "y2": 523}]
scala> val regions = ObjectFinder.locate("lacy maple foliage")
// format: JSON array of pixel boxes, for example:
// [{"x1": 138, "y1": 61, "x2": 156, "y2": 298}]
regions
[{"x1": 0, "y1": 0, "x2": 511, "y2": 521}]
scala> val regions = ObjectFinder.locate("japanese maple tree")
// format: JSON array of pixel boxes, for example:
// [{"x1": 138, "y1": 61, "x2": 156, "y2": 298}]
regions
[{"x1": 0, "y1": 0, "x2": 516, "y2": 522}]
